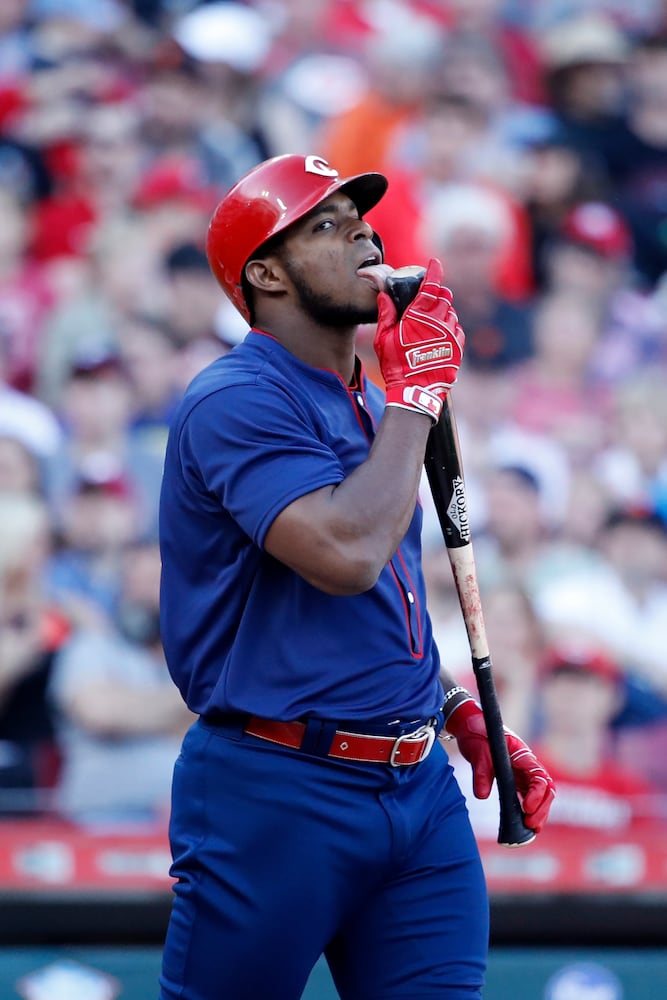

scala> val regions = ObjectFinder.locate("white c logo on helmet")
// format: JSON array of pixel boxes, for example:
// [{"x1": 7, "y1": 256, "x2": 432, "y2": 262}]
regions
[{"x1": 305, "y1": 155, "x2": 339, "y2": 179}]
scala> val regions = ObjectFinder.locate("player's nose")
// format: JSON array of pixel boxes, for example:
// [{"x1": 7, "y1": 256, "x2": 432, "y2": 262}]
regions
[{"x1": 350, "y1": 217, "x2": 374, "y2": 243}]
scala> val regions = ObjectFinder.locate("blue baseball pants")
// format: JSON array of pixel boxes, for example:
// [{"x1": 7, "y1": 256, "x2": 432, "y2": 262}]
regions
[{"x1": 159, "y1": 718, "x2": 489, "y2": 999}]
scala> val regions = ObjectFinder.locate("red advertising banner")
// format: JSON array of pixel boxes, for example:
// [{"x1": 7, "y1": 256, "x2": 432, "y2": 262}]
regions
[
  {"x1": 0, "y1": 820, "x2": 172, "y2": 892},
  {"x1": 477, "y1": 825, "x2": 667, "y2": 894},
  {"x1": 0, "y1": 820, "x2": 666, "y2": 896}
]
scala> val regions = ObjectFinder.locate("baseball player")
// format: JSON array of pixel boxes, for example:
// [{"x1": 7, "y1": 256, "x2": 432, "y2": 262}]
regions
[{"x1": 158, "y1": 153, "x2": 555, "y2": 1000}]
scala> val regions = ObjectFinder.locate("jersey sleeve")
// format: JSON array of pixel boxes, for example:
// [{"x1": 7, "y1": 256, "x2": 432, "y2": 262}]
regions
[{"x1": 177, "y1": 380, "x2": 345, "y2": 547}]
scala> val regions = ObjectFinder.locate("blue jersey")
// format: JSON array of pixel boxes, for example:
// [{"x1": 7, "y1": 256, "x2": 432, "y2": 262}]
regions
[{"x1": 159, "y1": 331, "x2": 443, "y2": 723}]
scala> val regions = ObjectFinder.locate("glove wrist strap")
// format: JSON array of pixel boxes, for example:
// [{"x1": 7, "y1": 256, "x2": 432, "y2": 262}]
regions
[{"x1": 385, "y1": 385, "x2": 443, "y2": 422}]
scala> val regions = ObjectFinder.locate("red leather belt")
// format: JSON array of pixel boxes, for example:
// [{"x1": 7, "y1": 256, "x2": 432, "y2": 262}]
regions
[{"x1": 244, "y1": 716, "x2": 437, "y2": 767}]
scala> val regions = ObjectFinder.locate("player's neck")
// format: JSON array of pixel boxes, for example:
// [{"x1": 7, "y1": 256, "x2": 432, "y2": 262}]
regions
[{"x1": 261, "y1": 315, "x2": 358, "y2": 383}]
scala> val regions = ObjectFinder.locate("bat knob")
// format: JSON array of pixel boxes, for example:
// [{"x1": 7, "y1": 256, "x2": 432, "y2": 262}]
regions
[{"x1": 385, "y1": 266, "x2": 426, "y2": 318}]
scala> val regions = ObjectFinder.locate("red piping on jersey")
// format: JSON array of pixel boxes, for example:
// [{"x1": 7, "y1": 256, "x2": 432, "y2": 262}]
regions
[
  {"x1": 395, "y1": 547, "x2": 424, "y2": 658},
  {"x1": 345, "y1": 381, "x2": 372, "y2": 437},
  {"x1": 388, "y1": 560, "x2": 423, "y2": 660}
]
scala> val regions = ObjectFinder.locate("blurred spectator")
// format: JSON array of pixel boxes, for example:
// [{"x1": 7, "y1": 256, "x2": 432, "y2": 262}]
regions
[
  {"x1": 513, "y1": 0, "x2": 665, "y2": 38},
  {"x1": 115, "y1": 311, "x2": 183, "y2": 442},
  {"x1": 595, "y1": 32, "x2": 667, "y2": 286},
  {"x1": 472, "y1": 463, "x2": 557, "y2": 589},
  {"x1": 440, "y1": 0, "x2": 546, "y2": 106},
  {"x1": 444, "y1": 425, "x2": 614, "y2": 622},
  {"x1": 432, "y1": 18, "x2": 558, "y2": 198},
  {"x1": 558, "y1": 469, "x2": 617, "y2": 551},
  {"x1": 320, "y1": 9, "x2": 447, "y2": 177},
  {"x1": 28, "y1": 103, "x2": 145, "y2": 272},
  {"x1": 480, "y1": 581, "x2": 547, "y2": 739},
  {"x1": 0, "y1": 0, "x2": 33, "y2": 79},
  {"x1": 592, "y1": 373, "x2": 667, "y2": 515},
  {"x1": 367, "y1": 93, "x2": 534, "y2": 300},
  {"x1": 261, "y1": 0, "x2": 372, "y2": 72},
  {"x1": 0, "y1": 186, "x2": 56, "y2": 393},
  {"x1": 420, "y1": 182, "x2": 534, "y2": 368},
  {"x1": 367, "y1": 92, "x2": 490, "y2": 258},
  {"x1": 254, "y1": 0, "x2": 368, "y2": 155},
  {"x1": 130, "y1": 155, "x2": 220, "y2": 258},
  {"x1": 0, "y1": 309, "x2": 62, "y2": 462},
  {"x1": 530, "y1": 642, "x2": 664, "y2": 831},
  {"x1": 555, "y1": 198, "x2": 633, "y2": 271},
  {"x1": 535, "y1": 506, "x2": 667, "y2": 700},
  {"x1": 133, "y1": 50, "x2": 208, "y2": 160},
  {"x1": 0, "y1": 433, "x2": 43, "y2": 497},
  {"x1": 34, "y1": 215, "x2": 164, "y2": 407},
  {"x1": 161, "y1": 240, "x2": 233, "y2": 350},
  {"x1": 486, "y1": 424, "x2": 572, "y2": 530},
  {"x1": 48, "y1": 539, "x2": 192, "y2": 827},
  {"x1": 616, "y1": 715, "x2": 667, "y2": 797},
  {"x1": 0, "y1": 493, "x2": 70, "y2": 814},
  {"x1": 46, "y1": 466, "x2": 143, "y2": 631},
  {"x1": 45, "y1": 341, "x2": 165, "y2": 538},
  {"x1": 514, "y1": 118, "x2": 610, "y2": 289},
  {"x1": 506, "y1": 289, "x2": 614, "y2": 466},
  {"x1": 168, "y1": 3, "x2": 271, "y2": 184},
  {"x1": 538, "y1": 13, "x2": 630, "y2": 159},
  {"x1": 542, "y1": 201, "x2": 666, "y2": 383},
  {"x1": 126, "y1": 0, "x2": 169, "y2": 30},
  {"x1": 0, "y1": 133, "x2": 52, "y2": 209}
]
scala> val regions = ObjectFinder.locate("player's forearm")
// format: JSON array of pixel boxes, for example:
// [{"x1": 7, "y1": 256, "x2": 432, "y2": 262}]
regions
[
  {"x1": 264, "y1": 406, "x2": 431, "y2": 595},
  {"x1": 327, "y1": 404, "x2": 431, "y2": 568}
]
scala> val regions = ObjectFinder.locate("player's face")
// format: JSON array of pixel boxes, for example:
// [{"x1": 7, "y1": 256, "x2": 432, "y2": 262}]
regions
[{"x1": 279, "y1": 193, "x2": 384, "y2": 327}]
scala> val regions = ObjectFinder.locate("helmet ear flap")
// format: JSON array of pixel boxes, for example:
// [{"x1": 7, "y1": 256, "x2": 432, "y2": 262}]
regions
[{"x1": 371, "y1": 230, "x2": 384, "y2": 262}]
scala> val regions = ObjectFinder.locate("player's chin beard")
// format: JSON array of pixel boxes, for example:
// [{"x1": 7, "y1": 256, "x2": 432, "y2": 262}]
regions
[{"x1": 288, "y1": 266, "x2": 378, "y2": 328}]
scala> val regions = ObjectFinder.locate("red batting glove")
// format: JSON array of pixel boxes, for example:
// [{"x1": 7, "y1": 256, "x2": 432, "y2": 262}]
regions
[
  {"x1": 374, "y1": 257, "x2": 465, "y2": 423},
  {"x1": 446, "y1": 698, "x2": 556, "y2": 834}
]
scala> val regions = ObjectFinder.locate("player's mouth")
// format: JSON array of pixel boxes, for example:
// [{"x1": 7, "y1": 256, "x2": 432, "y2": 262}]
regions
[{"x1": 356, "y1": 253, "x2": 393, "y2": 292}]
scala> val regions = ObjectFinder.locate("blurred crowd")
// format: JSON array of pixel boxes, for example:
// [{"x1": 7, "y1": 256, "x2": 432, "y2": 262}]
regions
[{"x1": 0, "y1": 0, "x2": 666, "y2": 839}]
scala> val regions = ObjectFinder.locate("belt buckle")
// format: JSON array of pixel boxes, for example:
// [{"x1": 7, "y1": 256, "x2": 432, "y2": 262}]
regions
[{"x1": 389, "y1": 723, "x2": 436, "y2": 767}]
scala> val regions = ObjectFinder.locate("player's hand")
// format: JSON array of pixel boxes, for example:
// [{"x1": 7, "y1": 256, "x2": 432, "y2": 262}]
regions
[
  {"x1": 374, "y1": 257, "x2": 465, "y2": 423},
  {"x1": 446, "y1": 699, "x2": 555, "y2": 833}
]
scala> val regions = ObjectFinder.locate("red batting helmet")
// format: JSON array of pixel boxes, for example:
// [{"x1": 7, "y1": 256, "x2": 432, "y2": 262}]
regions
[{"x1": 206, "y1": 153, "x2": 388, "y2": 321}]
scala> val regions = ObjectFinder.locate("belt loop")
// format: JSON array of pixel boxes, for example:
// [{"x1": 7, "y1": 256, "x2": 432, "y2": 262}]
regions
[
  {"x1": 300, "y1": 718, "x2": 337, "y2": 757},
  {"x1": 200, "y1": 712, "x2": 247, "y2": 741}
]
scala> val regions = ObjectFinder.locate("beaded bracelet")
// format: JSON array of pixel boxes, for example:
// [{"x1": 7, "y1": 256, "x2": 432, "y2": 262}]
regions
[
  {"x1": 440, "y1": 685, "x2": 474, "y2": 731},
  {"x1": 442, "y1": 685, "x2": 470, "y2": 706}
]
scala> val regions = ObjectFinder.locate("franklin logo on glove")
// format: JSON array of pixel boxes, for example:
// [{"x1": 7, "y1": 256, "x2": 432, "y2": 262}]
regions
[{"x1": 407, "y1": 343, "x2": 454, "y2": 368}]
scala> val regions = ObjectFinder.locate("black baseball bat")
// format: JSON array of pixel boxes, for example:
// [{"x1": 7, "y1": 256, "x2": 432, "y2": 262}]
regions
[{"x1": 385, "y1": 266, "x2": 535, "y2": 847}]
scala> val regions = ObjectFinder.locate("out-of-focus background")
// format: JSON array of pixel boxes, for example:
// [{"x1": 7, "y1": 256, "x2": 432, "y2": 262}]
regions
[{"x1": 0, "y1": 1, "x2": 666, "y2": 997}]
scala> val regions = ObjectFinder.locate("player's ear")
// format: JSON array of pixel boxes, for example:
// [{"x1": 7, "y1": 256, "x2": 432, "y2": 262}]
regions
[{"x1": 244, "y1": 256, "x2": 289, "y2": 296}]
